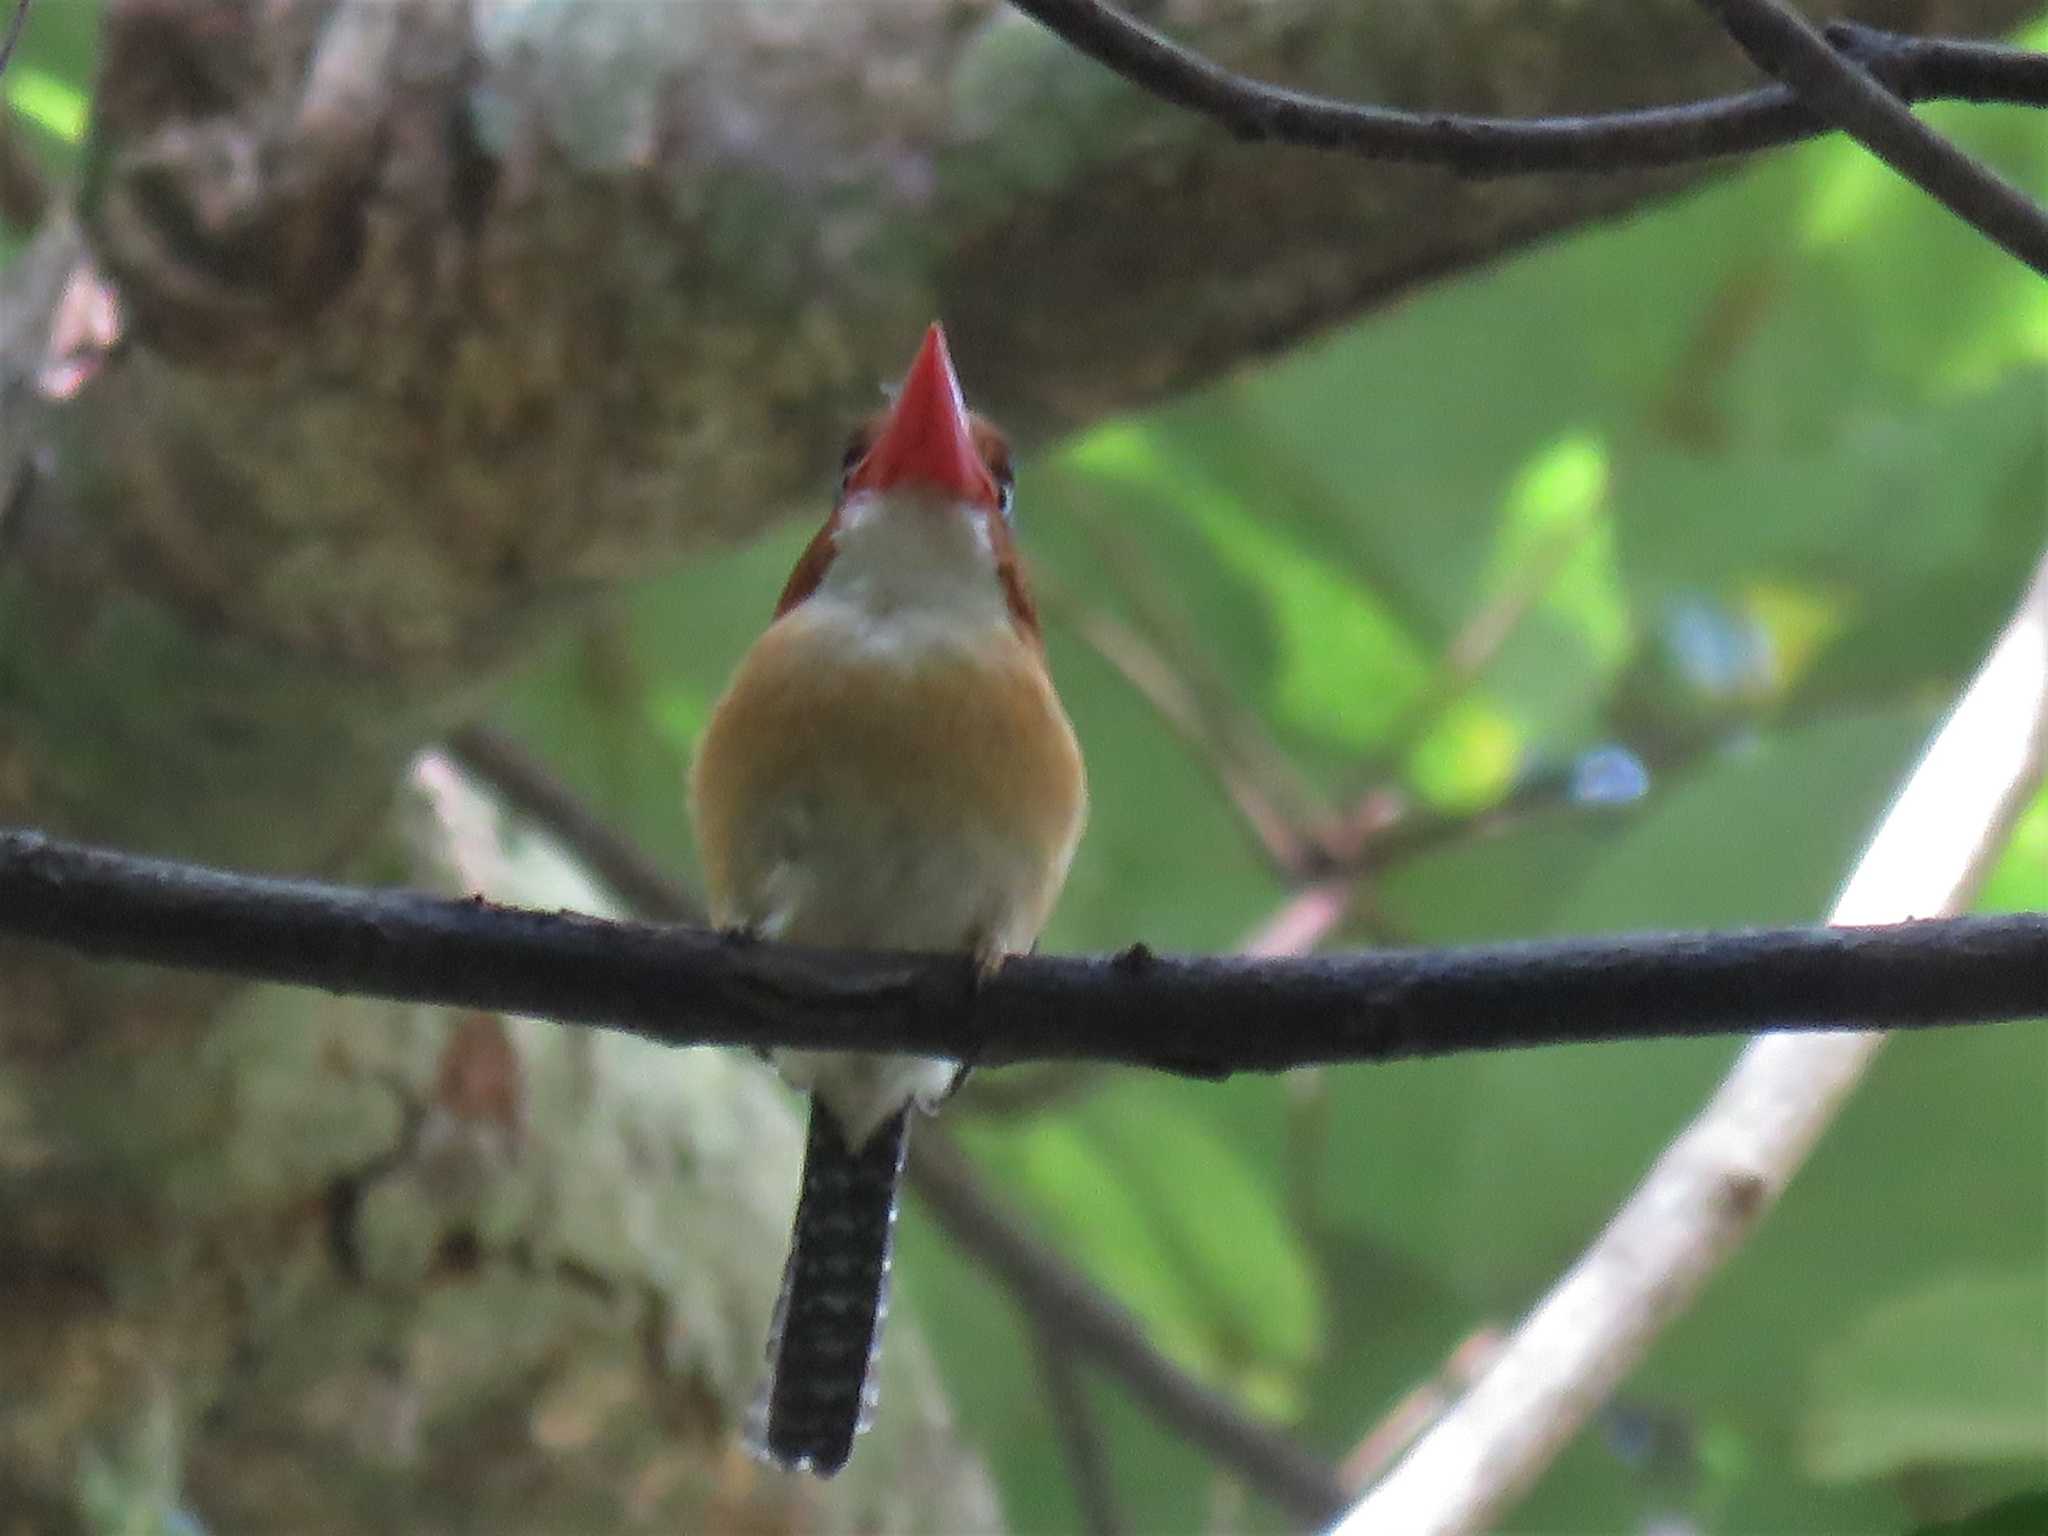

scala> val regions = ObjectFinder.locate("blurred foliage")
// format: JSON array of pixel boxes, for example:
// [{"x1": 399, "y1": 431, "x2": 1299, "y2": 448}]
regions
[
  {"x1": 0, "y1": 0, "x2": 94, "y2": 255},
  {"x1": 502, "y1": 15, "x2": 2048, "y2": 1531},
  {"x1": 9, "y1": 1, "x2": 2048, "y2": 1531},
  {"x1": 1, "y1": 1, "x2": 94, "y2": 146},
  {"x1": 1804, "y1": 1272, "x2": 2048, "y2": 1483}
]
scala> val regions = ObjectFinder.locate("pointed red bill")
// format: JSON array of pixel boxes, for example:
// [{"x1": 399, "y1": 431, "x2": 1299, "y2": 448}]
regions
[{"x1": 845, "y1": 323, "x2": 999, "y2": 508}]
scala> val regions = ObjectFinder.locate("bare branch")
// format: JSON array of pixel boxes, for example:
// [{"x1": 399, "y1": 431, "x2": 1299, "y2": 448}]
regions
[
  {"x1": 1242, "y1": 879, "x2": 1359, "y2": 958},
  {"x1": 1697, "y1": 0, "x2": 2048, "y2": 274},
  {"x1": 1005, "y1": 2, "x2": 2048, "y2": 176},
  {"x1": 1337, "y1": 1328, "x2": 1504, "y2": 1493},
  {"x1": 7, "y1": 824, "x2": 2048, "y2": 1070},
  {"x1": 1338, "y1": 552, "x2": 2048, "y2": 1535},
  {"x1": 906, "y1": 1132, "x2": 1347, "y2": 1524}
]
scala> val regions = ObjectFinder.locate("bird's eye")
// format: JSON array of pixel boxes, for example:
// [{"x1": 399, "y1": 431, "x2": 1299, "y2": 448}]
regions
[{"x1": 994, "y1": 468, "x2": 1016, "y2": 525}]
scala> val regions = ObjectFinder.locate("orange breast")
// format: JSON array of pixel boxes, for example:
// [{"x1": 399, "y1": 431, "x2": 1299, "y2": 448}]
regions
[{"x1": 690, "y1": 603, "x2": 1086, "y2": 953}]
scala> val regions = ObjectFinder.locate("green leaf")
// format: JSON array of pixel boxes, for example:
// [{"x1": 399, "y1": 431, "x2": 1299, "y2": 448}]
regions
[
  {"x1": 966, "y1": 1116, "x2": 1215, "y2": 1362},
  {"x1": 1906, "y1": 1491, "x2": 2048, "y2": 1536},
  {"x1": 1405, "y1": 694, "x2": 1521, "y2": 811},
  {"x1": 1617, "y1": 371, "x2": 2047, "y2": 611},
  {"x1": 6, "y1": 66, "x2": 89, "y2": 143},
  {"x1": 1804, "y1": 1273, "x2": 2048, "y2": 1483},
  {"x1": 0, "y1": 0, "x2": 102, "y2": 203},
  {"x1": 1066, "y1": 423, "x2": 1433, "y2": 752},
  {"x1": 1800, "y1": 94, "x2": 2048, "y2": 397},
  {"x1": 966, "y1": 1083, "x2": 1324, "y2": 1416},
  {"x1": 1553, "y1": 706, "x2": 1936, "y2": 930},
  {"x1": 1077, "y1": 1083, "x2": 1325, "y2": 1395},
  {"x1": 1489, "y1": 431, "x2": 1630, "y2": 671},
  {"x1": 1974, "y1": 782, "x2": 2048, "y2": 917}
]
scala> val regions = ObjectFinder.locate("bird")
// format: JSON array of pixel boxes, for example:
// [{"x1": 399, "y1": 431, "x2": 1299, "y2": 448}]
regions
[{"x1": 689, "y1": 322, "x2": 1087, "y2": 1476}]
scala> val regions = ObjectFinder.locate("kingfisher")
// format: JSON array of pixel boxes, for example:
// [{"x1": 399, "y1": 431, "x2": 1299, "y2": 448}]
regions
[{"x1": 689, "y1": 323, "x2": 1087, "y2": 1473}]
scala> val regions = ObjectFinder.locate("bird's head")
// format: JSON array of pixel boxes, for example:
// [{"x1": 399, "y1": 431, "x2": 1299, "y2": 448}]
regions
[{"x1": 775, "y1": 324, "x2": 1037, "y2": 638}]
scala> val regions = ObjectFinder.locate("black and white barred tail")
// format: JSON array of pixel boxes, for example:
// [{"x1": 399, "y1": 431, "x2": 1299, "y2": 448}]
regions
[{"x1": 750, "y1": 1099, "x2": 910, "y2": 1475}]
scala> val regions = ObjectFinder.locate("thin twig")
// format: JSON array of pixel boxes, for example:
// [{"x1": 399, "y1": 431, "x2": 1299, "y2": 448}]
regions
[
  {"x1": 1338, "y1": 1328, "x2": 1505, "y2": 1493},
  {"x1": 1064, "y1": 599, "x2": 1319, "y2": 875},
  {"x1": 1313, "y1": 765, "x2": 1626, "y2": 882},
  {"x1": 1032, "y1": 1324, "x2": 1127, "y2": 1536},
  {"x1": 1356, "y1": 520, "x2": 1594, "y2": 798},
  {"x1": 1337, "y1": 552, "x2": 2048, "y2": 1535},
  {"x1": 1056, "y1": 509, "x2": 1336, "y2": 873},
  {"x1": 1697, "y1": 0, "x2": 2048, "y2": 275},
  {"x1": 0, "y1": 0, "x2": 32, "y2": 84},
  {"x1": 9, "y1": 824, "x2": 2048, "y2": 1069},
  {"x1": 1241, "y1": 879, "x2": 1356, "y2": 958},
  {"x1": 442, "y1": 725, "x2": 704, "y2": 923},
  {"x1": 906, "y1": 1132, "x2": 1347, "y2": 1524},
  {"x1": 1005, "y1": 1, "x2": 2048, "y2": 176}
]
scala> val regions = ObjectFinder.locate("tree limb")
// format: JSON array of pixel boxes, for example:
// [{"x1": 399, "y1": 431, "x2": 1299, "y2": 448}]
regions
[
  {"x1": 1696, "y1": 0, "x2": 2048, "y2": 274},
  {"x1": 6, "y1": 823, "x2": 2048, "y2": 1071},
  {"x1": 1006, "y1": 1, "x2": 2048, "y2": 174}
]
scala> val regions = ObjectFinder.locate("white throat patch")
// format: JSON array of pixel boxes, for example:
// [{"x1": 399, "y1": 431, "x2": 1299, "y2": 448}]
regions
[{"x1": 817, "y1": 491, "x2": 1008, "y2": 637}]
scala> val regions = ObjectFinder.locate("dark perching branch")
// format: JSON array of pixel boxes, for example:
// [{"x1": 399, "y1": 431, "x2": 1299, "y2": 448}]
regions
[
  {"x1": 1004, "y1": 1, "x2": 2048, "y2": 176},
  {"x1": 1697, "y1": 0, "x2": 2048, "y2": 274},
  {"x1": 6, "y1": 825, "x2": 2048, "y2": 1072}
]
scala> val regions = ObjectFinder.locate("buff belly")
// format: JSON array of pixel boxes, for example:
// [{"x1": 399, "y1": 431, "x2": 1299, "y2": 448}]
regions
[{"x1": 691, "y1": 592, "x2": 1086, "y2": 1144}]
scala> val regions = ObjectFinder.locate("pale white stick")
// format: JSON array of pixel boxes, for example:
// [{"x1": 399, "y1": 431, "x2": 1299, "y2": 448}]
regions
[{"x1": 1333, "y1": 556, "x2": 2048, "y2": 1536}]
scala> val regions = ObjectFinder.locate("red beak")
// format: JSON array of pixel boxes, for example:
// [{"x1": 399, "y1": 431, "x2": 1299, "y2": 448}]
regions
[{"x1": 845, "y1": 323, "x2": 997, "y2": 507}]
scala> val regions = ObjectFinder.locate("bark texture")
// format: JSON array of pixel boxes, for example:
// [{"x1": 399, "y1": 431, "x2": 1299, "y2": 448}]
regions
[{"x1": 0, "y1": 0, "x2": 2035, "y2": 1530}]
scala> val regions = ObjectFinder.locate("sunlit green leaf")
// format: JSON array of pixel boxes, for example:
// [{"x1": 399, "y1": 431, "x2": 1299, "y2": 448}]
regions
[
  {"x1": 5, "y1": 66, "x2": 90, "y2": 143},
  {"x1": 1069, "y1": 422, "x2": 1433, "y2": 751},
  {"x1": 1490, "y1": 431, "x2": 1630, "y2": 670},
  {"x1": 1184, "y1": 489, "x2": 1431, "y2": 750},
  {"x1": 1405, "y1": 695, "x2": 1521, "y2": 810},
  {"x1": 1974, "y1": 782, "x2": 2048, "y2": 916}
]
